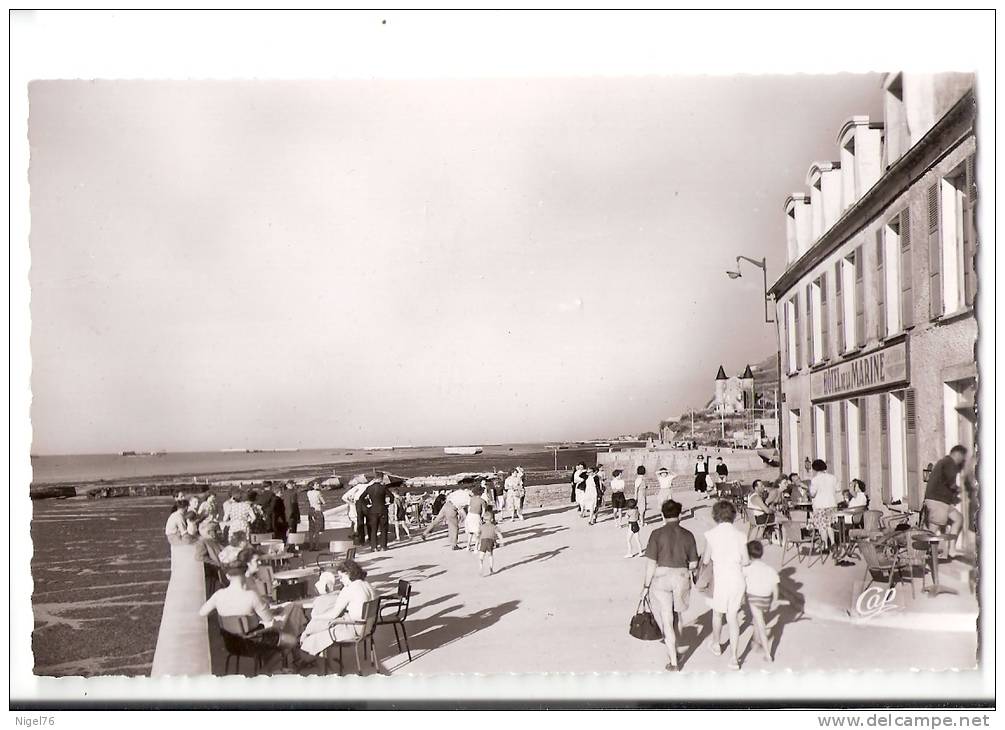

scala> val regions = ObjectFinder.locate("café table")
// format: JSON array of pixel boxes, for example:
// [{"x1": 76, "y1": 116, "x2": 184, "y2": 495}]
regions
[
  {"x1": 912, "y1": 534, "x2": 958, "y2": 597},
  {"x1": 259, "y1": 551, "x2": 296, "y2": 569},
  {"x1": 273, "y1": 566, "x2": 320, "y2": 602},
  {"x1": 831, "y1": 507, "x2": 867, "y2": 565}
]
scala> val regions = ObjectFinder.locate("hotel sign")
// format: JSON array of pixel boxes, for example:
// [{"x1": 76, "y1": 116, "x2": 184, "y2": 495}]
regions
[{"x1": 810, "y1": 341, "x2": 909, "y2": 401}]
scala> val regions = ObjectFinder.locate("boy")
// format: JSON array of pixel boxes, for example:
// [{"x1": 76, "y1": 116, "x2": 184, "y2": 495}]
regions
[
  {"x1": 477, "y1": 511, "x2": 505, "y2": 576},
  {"x1": 624, "y1": 498, "x2": 642, "y2": 557},
  {"x1": 742, "y1": 540, "x2": 782, "y2": 662}
]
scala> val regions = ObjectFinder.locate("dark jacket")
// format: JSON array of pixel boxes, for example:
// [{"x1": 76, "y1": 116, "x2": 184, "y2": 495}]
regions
[
  {"x1": 281, "y1": 490, "x2": 301, "y2": 529},
  {"x1": 363, "y1": 482, "x2": 390, "y2": 515}
]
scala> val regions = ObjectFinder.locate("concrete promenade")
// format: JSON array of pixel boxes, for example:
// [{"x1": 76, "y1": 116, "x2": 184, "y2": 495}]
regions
[
  {"x1": 352, "y1": 487, "x2": 977, "y2": 675},
  {"x1": 152, "y1": 484, "x2": 978, "y2": 676}
]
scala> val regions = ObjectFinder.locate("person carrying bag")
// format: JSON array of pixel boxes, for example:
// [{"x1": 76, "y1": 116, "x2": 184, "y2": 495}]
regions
[{"x1": 629, "y1": 592, "x2": 663, "y2": 641}]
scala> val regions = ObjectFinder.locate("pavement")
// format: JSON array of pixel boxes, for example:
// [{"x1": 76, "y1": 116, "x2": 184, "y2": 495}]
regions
[{"x1": 331, "y1": 486, "x2": 978, "y2": 675}]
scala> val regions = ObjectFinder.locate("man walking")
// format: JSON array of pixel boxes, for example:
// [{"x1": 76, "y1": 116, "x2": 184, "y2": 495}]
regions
[
  {"x1": 362, "y1": 477, "x2": 390, "y2": 552},
  {"x1": 924, "y1": 445, "x2": 968, "y2": 557},
  {"x1": 306, "y1": 481, "x2": 325, "y2": 550},
  {"x1": 640, "y1": 499, "x2": 699, "y2": 672},
  {"x1": 281, "y1": 482, "x2": 301, "y2": 538}
]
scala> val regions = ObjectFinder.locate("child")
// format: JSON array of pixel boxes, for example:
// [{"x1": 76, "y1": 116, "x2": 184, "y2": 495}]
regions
[
  {"x1": 624, "y1": 498, "x2": 642, "y2": 557},
  {"x1": 742, "y1": 540, "x2": 782, "y2": 662},
  {"x1": 610, "y1": 469, "x2": 626, "y2": 526},
  {"x1": 477, "y1": 511, "x2": 504, "y2": 576},
  {"x1": 390, "y1": 490, "x2": 411, "y2": 541}
]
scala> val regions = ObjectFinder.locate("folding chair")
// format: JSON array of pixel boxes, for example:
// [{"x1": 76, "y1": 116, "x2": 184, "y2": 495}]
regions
[{"x1": 322, "y1": 599, "x2": 380, "y2": 676}]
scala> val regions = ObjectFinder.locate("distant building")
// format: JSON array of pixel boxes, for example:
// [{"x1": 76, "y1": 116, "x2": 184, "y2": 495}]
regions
[
  {"x1": 769, "y1": 73, "x2": 977, "y2": 534},
  {"x1": 710, "y1": 364, "x2": 755, "y2": 415}
]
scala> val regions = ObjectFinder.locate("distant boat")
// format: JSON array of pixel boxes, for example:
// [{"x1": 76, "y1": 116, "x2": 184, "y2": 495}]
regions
[
  {"x1": 593, "y1": 442, "x2": 611, "y2": 448},
  {"x1": 444, "y1": 446, "x2": 483, "y2": 456}
]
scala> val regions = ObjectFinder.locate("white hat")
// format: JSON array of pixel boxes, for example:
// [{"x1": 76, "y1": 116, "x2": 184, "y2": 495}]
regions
[{"x1": 315, "y1": 571, "x2": 337, "y2": 595}]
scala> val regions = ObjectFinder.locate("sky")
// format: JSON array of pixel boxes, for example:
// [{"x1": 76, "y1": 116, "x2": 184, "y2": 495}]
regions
[{"x1": 28, "y1": 76, "x2": 882, "y2": 454}]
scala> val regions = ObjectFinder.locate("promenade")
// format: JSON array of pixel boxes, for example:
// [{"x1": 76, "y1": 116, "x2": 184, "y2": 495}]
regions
[{"x1": 301, "y1": 487, "x2": 977, "y2": 675}]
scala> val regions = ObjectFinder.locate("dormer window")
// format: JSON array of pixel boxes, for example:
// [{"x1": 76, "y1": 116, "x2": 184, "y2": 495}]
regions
[
  {"x1": 884, "y1": 73, "x2": 909, "y2": 169},
  {"x1": 807, "y1": 162, "x2": 842, "y2": 240},
  {"x1": 784, "y1": 193, "x2": 811, "y2": 264}
]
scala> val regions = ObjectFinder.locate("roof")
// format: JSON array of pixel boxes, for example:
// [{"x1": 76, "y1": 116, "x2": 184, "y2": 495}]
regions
[
  {"x1": 769, "y1": 89, "x2": 975, "y2": 299},
  {"x1": 715, "y1": 365, "x2": 728, "y2": 380},
  {"x1": 740, "y1": 364, "x2": 754, "y2": 379}
]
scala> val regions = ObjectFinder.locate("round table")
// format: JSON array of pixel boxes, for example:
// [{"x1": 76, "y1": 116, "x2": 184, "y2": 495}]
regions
[
  {"x1": 273, "y1": 567, "x2": 319, "y2": 601},
  {"x1": 912, "y1": 534, "x2": 958, "y2": 596}
]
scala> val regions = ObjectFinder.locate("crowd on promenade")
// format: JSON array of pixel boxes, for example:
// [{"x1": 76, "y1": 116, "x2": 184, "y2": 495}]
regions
[{"x1": 162, "y1": 443, "x2": 972, "y2": 675}]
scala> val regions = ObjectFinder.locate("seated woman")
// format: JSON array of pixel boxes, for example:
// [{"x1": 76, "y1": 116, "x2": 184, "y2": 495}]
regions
[
  {"x1": 842, "y1": 479, "x2": 869, "y2": 526},
  {"x1": 746, "y1": 481, "x2": 776, "y2": 536},
  {"x1": 299, "y1": 559, "x2": 376, "y2": 663},
  {"x1": 199, "y1": 561, "x2": 305, "y2": 671}
]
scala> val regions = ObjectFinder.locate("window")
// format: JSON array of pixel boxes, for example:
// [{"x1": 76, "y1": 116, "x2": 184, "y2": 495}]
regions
[
  {"x1": 793, "y1": 292, "x2": 802, "y2": 370},
  {"x1": 880, "y1": 389, "x2": 919, "y2": 508},
  {"x1": 853, "y1": 247, "x2": 865, "y2": 347},
  {"x1": 788, "y1": 409, "x2": 801, "y2": 475},
  {"x1": 930, "y1": 161, "x2": 976, "y2": 317},
  {"x1": 812, "y1": 403, "x2": 830, "y2": 462},
  {"x1": 877, "y1": 210, "x2": 913, "y2": 337},
  {"x1": 843, "y1": 398, "x2": 866, "y2": 482},
  {"x1": 786, "y1": 299, "x2": 798, "y2": 373},
  {"x1": 810, "y1": 274, "x2": 829, "y2": 363}
]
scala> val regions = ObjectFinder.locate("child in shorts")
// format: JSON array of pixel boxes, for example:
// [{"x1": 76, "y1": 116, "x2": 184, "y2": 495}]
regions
[
  {"x1": 624, "y1": 498, "x2": 642, "y2": 558},
  {"x1": 477, "y1": 511, "x2": 505, "y2": 576},
  {"x1": 742, "y1": 539, "x2": 782, "y2": 662}
]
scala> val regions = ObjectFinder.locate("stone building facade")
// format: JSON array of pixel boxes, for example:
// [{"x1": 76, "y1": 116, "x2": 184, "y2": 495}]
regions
[{"x1": 769, "y1": 73, "x2": 977, "y2": 526}]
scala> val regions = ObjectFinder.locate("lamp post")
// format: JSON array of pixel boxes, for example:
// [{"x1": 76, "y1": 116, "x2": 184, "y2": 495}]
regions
[{"x1": 726, "y1": 254, "x2": 782, "y2": 466}]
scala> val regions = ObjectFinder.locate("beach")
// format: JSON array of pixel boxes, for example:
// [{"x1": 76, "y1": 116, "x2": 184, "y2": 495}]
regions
[{"x1": 29, "y1": 442, "x2": 608, "y2": 675}]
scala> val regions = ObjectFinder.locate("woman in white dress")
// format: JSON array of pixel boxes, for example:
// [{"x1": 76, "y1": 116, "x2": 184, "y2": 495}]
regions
[
  {"x1": 702, "y1": 500, "x2": 750, "y2": 670},
  {"x1": 300, "y1": 561, "x2": 376, "y2": 660}
]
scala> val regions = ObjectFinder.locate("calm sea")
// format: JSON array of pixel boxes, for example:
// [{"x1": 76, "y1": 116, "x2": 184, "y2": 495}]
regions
[{"x1": 30, "y1": 443, "x2": 603, "y2": 486}]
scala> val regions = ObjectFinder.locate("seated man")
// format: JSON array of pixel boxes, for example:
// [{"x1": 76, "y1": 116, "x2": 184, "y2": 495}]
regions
[{"x1": 923, "y1": 445, "x2": 968, "y2": 557}]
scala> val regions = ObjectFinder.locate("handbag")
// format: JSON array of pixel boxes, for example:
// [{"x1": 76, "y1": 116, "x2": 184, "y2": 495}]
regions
[{"x1": 629, "y1": 594, "x2": 663, "y2": 641}]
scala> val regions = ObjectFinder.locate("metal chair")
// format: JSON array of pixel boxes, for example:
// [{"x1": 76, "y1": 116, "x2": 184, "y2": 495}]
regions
[
  {"x1": 323, "y1": 598, "x2": 380, "y2": 676},
  {"x1": 217, "y1": 615, "x2": 283, "y2": 676},
  {"x1": 745, "y1": 507, "x2": 775, "y2": 541},
  {"x1": 779, "y1": 519, "x2": 822, "y2": 566},
  {"x1": 858, "y1": 537, "x2": 914, "y2": 599},
  {"x1": 375, "y1": 580, "x2": 413, "y2": 662}
]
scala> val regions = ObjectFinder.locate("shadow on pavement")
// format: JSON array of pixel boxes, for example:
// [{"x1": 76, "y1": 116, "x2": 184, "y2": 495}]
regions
[
  {"x1": 494, "y1": 546, "x2": 569, "y2": 575},
  {"x1": 375, "y1": 599, "x2": 522, "y2": 673}
]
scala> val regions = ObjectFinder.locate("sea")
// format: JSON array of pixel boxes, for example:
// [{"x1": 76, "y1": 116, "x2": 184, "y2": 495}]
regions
[{"x1": 30, "y1": 442, "x2": 613, "y2": 487}]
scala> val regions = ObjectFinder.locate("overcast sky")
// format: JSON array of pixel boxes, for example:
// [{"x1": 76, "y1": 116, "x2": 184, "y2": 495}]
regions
[{"x1": 29, "y1": 76, "x2": 882, "y2": 454}]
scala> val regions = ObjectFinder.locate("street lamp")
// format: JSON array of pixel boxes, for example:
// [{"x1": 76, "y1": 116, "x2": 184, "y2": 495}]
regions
[
  {"x1": 726, "y1": 253, "x2": 782, "y2": 467},
  {"x1": 724, "y1": 255, "x2": 774, "y2": 323}
]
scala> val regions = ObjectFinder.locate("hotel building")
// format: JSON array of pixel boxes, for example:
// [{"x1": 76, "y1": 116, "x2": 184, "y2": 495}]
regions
[{"x1": 769, "y1": 73, "x2": 977, "y2": 534}]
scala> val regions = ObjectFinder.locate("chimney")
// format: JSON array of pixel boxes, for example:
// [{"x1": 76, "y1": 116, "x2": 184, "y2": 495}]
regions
[
  {"x1": 784, "y1": 193, "x2": 812, "y2": 263},
  {"x1": 837, "y1": 116, "x2": 884, "y2": 211}
]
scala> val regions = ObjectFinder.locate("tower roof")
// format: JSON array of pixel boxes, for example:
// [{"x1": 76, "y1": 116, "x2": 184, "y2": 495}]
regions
[
  {"x1": 715, "y1": 365, "x2": 728, "y2": 380},
  {"x1": 740, "y1": 364, "x2": 754, "y2": 379}
]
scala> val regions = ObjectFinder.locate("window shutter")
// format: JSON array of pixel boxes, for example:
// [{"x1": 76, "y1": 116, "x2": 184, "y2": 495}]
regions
[
  {"x1": 839, "y1": 402, "x2": 849, "y2": 483},
  {"x1": 904, "y1": 388, "x2": 920, "y2": 510},
  {"x1": 794, "y1": 294, "x2": 801, "y2": 369},
  {"x1": 806, "y1": 284, "x2": 813, "y2": 365},
  {"x1": 820, "y1": 275, "x2": 829, "y2": 360},
  {"x1": 824, "y1": 403, "x2": 834, "y2": 471},
  {"x1": 858, "y1": 397, "x2": 868, "y2": 484},
  {"x1": 835, "y1": 261, "x2": 845, "y2": 354},
  {"x1": 879, "y1": 394, "x2": 891, "y2": 504},
  {"x1": 875, "y1": 228, "x2": 886, "y2": 339},
  {"x1": 928, "y1": 180, "x2": 943, "y2": 319},
  {"x1": 855, "y1": 247, "x2": 865, "y2": 346},
  {"x1": 963, "y1": 156, "x2": 977, "y2": 308},
  {"x1": 900, "y1": 208, "x2": 914, "y2": 329}
]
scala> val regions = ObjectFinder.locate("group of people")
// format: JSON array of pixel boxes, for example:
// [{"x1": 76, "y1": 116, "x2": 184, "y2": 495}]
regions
[
  {"x1": 165, "y1": 483, "x2": 306, "y2": 548},
  {"x1": 197, "y1": 544, "x2": 379, "y2": 674},
  {"x1": 640, "y1": 498, "x2": 784, "y2": 672},
  {"x1": 417, "y1": 469, "x2": 526, "y2": 574}
]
